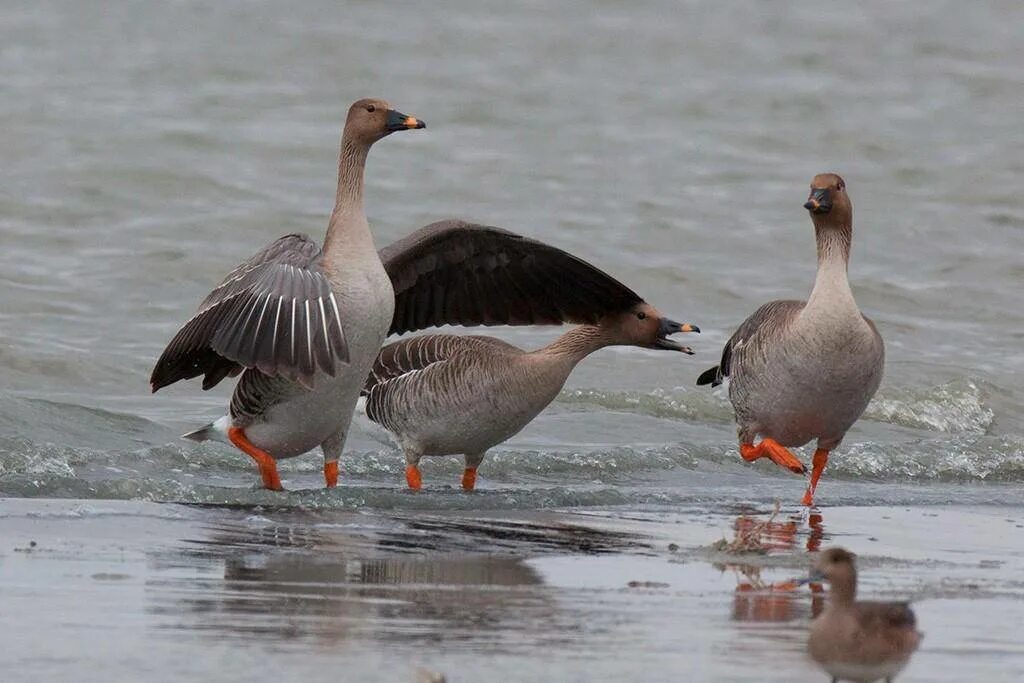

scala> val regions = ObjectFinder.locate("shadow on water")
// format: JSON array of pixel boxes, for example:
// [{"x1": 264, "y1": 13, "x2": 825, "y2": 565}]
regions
[{"x1": 146, "y1": 511, "x2": 647, "y2": 646}]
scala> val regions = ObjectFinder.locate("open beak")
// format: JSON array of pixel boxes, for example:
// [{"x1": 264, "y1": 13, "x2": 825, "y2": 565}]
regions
[
  {"x1": 650, "y1": 318, "x2": 699, "y2": 353},
  {"x1": 385, "y1": 109, "x2": 426, "y2": 132},
  {"x1": 803, "y1": 188, "x2": 832, "y2": 214}
]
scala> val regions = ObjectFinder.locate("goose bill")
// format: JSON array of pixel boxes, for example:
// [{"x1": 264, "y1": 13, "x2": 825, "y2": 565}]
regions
[{"x1": 651, "y1": 318, "x2": 698, "y2": 353}]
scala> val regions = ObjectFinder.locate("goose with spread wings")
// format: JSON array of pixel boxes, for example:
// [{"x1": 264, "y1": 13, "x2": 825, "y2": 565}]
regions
[
  {"x1": 363, "y1": 221, "x2": 699, "y2": 491},
  {"x1": 150, "y1": 97, "x2": 425, "y2": 491}
]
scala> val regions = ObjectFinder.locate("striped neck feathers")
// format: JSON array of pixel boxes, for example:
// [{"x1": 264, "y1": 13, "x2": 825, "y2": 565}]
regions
[
  {"x1": 324, "y1": 135, "x2": 371, "y2": 254},
  {"x1": 539, "y1": 325, "x2": 616, "y2": 360}
]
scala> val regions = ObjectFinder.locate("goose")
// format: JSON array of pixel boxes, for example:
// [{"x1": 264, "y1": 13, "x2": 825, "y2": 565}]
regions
[
  {"x1": 806, "y1": 547, "x2": 921, "y2": 682},
  {"x1": 151, "y1": 98, "x2": 425, "y2": 490},
  {"x1": 696, "y1": 174, "x2": 883, "y2": 506},
  {"x1": 361, "y1": 238, "x2": 698, "y2": 491}
]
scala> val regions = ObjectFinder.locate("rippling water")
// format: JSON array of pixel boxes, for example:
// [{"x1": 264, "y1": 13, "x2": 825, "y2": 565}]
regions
[{"x1": 2, "y1": 0, "x2": 1023, "y2": 508}]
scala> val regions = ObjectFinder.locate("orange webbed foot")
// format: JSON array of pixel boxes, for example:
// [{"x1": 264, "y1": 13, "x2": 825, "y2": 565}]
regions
[
  {"x1": 461, "y1": 467, "x2": 477, "y2": 491},
  {"x1": 405, "y1": 465, "x2": 423, "y2": 491},
  {"x1": 739, "y1": 439, "x2": 807, "y2": 475},
  {"x1": 228, "y1": 427, "x2": 283, "y2": 491}
]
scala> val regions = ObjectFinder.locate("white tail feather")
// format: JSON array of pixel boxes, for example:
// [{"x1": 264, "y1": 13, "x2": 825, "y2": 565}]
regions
[{"x1": 181, "y1": 415, "x2": 232, "y2": 444}]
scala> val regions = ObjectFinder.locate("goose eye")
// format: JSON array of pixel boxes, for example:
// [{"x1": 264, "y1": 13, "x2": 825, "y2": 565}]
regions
[
  {"x1": 365, "y1": 104, "x2": 376, "y2": 113},
  {"x1": 637, "y1": 312, "x2": 647, "y2": 320}
]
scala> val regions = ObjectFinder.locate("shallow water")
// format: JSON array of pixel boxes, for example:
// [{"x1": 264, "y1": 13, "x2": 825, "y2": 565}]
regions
[
  {"x1": 1, "y1": 1, "x2": 1023, "y2": 680},
  {"x1": 2, "y1": 499, "x2": 1023, "y2": 682}
]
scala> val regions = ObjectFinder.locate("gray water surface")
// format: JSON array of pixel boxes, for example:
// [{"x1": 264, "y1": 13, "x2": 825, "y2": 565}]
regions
[{"x1": 2, "y1": 0, "x2": 1022, "y2": 505}]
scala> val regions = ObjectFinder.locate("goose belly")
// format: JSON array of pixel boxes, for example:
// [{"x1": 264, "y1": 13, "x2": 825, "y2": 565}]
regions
[
  {"x1": 385, "y1": 372, "x2": 559, "y2": 457},
  {"x1": 239, "y1": 265, "x2": 394, "y2": 459},
  {"x1": 732, "y1": 327, "x2": 882, "y2": 447}
]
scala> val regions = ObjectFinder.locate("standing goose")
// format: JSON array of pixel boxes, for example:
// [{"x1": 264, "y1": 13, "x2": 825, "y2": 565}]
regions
[
  {"x1": 696, "y1": 174, "x2": 883, "y2": 506},
  {"x1": 806, "y1": 548, "x2": 921, "y2": 682},
  {"x1": 151, "y1": 98, "x2": 424, "y2": 490},
  {"x1": 362, "y1": 238, "x2": 699, "y2": 490}
]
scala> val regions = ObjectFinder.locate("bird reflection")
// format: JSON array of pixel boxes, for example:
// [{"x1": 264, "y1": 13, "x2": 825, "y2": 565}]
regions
[
  {"x1": 716, "y1": 508, "x2": 827, "y2": 624},
  {"x1": 148, "y1": 513, "x2": 635, "y2": 647}
]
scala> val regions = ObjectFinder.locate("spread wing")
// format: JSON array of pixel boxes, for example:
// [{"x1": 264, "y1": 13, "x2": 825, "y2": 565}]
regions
[
  {"x1": 150, "y1": 234, "x2": 348, "y2": 392},
  {"x1": 696, "y1": 300, "x2": 805, "y2": 387},
  {"x1": 379, "y1": 219, "x2": 645, "y2": 336}
]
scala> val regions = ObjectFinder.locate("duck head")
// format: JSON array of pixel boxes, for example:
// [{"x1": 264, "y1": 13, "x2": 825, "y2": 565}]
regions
[{"x1": 810, "y1": 546, "x2": 858, "y2": 590}]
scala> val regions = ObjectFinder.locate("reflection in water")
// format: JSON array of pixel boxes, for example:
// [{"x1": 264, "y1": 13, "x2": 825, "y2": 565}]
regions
[
  {"x1": 716, "y1": 509, "x2": 828, "y2": 624},
  {"x1": 147, "y1": 512, "x2": 637, "y2": 648}
]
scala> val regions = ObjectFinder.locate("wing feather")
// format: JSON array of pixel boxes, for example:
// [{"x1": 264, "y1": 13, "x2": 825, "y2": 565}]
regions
[
  {"x1": 379, "y1": 219, "x2": 645, "y2": 335},
  {"x1": 150, "y1": 234, "x2": 349, "y2": 391}
]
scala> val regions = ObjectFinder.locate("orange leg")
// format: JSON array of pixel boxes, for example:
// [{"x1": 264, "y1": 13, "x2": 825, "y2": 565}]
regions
[
  {"x1": 461, "y1": 467, "x2": 477, "y2": 491},
  {"x1": 227, "y1": 427, "x2": 283, "y2": 491},
  {"x1": 324, "y1": 460, "x2": 339, "y2": 488},
  {"x1": 739, "y1": 438, "x2": 807, "y2": 475},
  {"x1": 405, "y1": 464, "x2": 422, "y2": 491},
  {"x1": 801, "y1": 449, "x2": 829, "y2": 506}
]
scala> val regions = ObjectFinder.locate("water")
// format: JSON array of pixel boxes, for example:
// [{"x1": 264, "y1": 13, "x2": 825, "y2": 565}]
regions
[
  {"x1": 2, "y1": 0, "x2": 1022, "y2": 505},
  {"x1": 1, "y1": 1, "x2": 1023, "y2": 680}
]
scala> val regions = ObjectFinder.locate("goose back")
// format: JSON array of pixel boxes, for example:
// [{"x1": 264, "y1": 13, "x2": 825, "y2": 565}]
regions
[{"x1": 363, "y1": 334, "x2": 568, "y2": 457}]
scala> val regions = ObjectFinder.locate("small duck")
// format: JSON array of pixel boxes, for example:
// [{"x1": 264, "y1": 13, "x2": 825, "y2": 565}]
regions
[
  {"x1": 807, "y1": 548, "x2": 921, "y2": 683},
  {"x1": 697, "y1": 174, "x2": 884, "y2": 505}
]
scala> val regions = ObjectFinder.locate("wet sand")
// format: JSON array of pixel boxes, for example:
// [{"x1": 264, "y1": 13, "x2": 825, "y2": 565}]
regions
[{"x1": 2, "y1": 498, "x2": 1022, "y2": 682}]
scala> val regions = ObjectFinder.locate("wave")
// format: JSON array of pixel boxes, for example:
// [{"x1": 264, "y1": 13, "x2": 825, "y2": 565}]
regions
[
  {"x1": 2, "y1": 431, "x2": 1022, "y2": 507},
  {"x1": 0, "y1": 379, "x2": 1019, "y2": 509},
  {"x1": 558, "y1": 378, "x2": 996, "y2": 435}
]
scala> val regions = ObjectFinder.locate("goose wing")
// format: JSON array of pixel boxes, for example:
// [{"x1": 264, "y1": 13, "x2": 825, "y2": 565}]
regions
[
  {"x1": 150, "y1": 234, "x2": 348, "y2": 392},
  {"x1": 363, "y1": 334, "x2": 517, "y2": 394},
  {"x1": 696, "y1": 300, "x2": 805, "y2": 387},
  {"x1": 380, "y1": 219, "x2": 644, "y2": 336},
  {"x1": 361, "y1": 334, "x2": 518, "y2": 428}
]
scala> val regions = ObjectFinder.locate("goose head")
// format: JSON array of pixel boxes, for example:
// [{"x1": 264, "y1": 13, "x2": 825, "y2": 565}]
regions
[
  {"x1": 343, "y1": 98, "x2": 426, "y2": 146},
  {"x1": 804, "y1": 173, "x2": 852, "y2": 230},
  {"x1": 606, "y1": 303, "x2": 698, "y2": 353}
]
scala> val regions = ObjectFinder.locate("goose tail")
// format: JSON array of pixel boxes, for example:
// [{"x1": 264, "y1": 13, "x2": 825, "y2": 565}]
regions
[
  {"x1": 696, "y1": 366, "x2": 722, "y2": 387},
  {"x1": 181, "y1": 415, "x2": 232, "y2": 444}
]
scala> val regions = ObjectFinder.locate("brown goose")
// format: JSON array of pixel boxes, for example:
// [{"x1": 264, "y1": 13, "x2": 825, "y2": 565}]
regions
[
  {"x1": 151, "y1": 98, "x2": 425, "y2": 490},
  {"x1": 696, "y1": 174, "x2": 884, "y2": 506},
  {"x1": 361, "y1": 247, "x2": 698, "y2": 490},
  {"x1": 807, "y1": 548, "x2": 921, "y2": 682}
]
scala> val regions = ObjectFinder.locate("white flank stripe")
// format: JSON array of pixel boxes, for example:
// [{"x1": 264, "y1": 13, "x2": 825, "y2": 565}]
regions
[
  {"x1": 237, "y1": 294, "x2": 262, "y2": 338},
  {"x1": 304, "y1": 299, "x2": 313, "y2": 368},
  {"x1": 317, "y1": 297, "x2": 330, "y2": 359},
  {"x1": 271, "y1": 295, "x2": 283, "y2": 357},
  {"x1": 251, "y1": 292, "x2": 272, "y2": 353},
  {"x1": 290, "y1": 298, "x2": 297, "y2": 363},
  {"x1": 328, "y1": 292, "x2": 343, "y2": 342}
]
